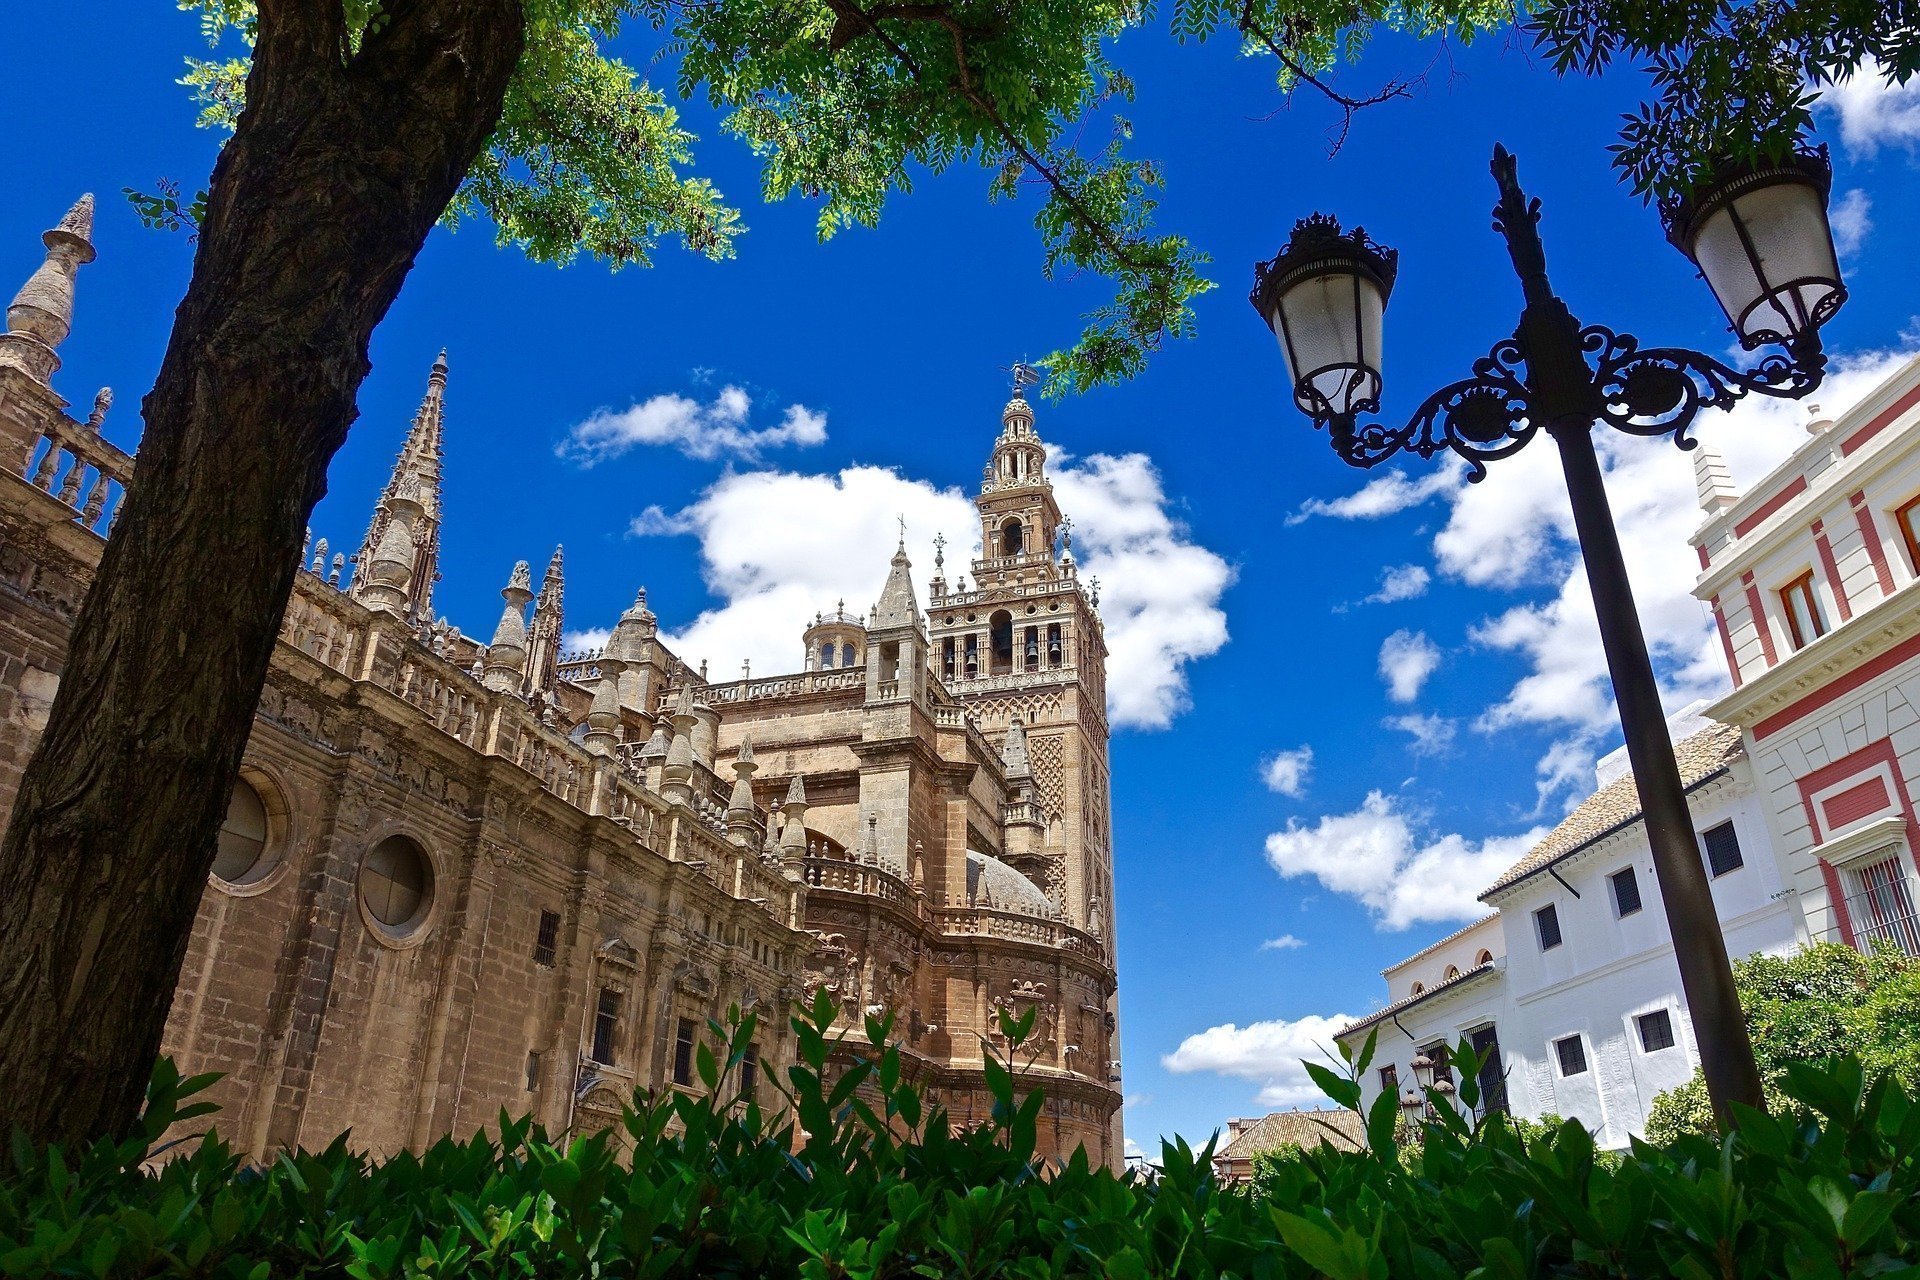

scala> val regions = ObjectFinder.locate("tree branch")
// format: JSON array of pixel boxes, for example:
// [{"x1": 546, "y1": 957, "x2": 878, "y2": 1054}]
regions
[
  {"x1": 1237, "y1": 2, "x2": 1416, "y2": 156},
  {"x1": 819, "y1": 0, "x2": 1175, "y2": 281}
]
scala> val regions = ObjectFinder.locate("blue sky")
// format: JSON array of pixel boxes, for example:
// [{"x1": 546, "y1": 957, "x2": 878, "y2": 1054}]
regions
[{"x1": 12, "y1": 6, "x2": 1920, "y2": 1155}]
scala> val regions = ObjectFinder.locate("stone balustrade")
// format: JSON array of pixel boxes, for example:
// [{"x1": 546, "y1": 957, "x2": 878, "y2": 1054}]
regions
[{"x1": 17, "y1": 416, "x2": 130, "y2": 536}]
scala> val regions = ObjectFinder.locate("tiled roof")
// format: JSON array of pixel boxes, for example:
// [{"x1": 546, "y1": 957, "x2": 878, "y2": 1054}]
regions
[
  {"x1": 1478, "y1": 722, "x2": 1745, "y2": 899},
  {"x1": 1380, "y1": 912, "x2": 1497, "y2": 978},
  {"x1": 1336, "y1": 960, "x2": 1499, "y2": 1038},
  {"x1": 1218, "y1": 1108, "x2": 1365, "y2": 1162}
]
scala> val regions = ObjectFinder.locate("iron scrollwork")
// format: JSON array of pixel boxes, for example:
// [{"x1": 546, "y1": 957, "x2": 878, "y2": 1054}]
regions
[
  {"x1": 1319, "y1": 325, "x2": 1827, "y2": 481},
  {"x1": 1326, "y1": 336, "x2": 1536, "y2": 482},
  {"x1": 1585, "y1": 325, "x2": 1826, "y2": 449}
]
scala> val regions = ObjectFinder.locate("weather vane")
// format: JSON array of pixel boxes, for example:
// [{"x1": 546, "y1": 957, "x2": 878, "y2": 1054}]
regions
[{"x1": 1004, "y1": 358, "x2": 1042, "y2": 396}]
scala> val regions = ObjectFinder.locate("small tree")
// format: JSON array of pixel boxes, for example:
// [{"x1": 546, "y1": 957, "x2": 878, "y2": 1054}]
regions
[{"x1": 1647, "y1": 943, "x2": 1920, "y2": 1142}]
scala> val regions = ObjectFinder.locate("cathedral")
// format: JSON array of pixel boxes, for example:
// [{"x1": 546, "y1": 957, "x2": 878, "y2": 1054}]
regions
[{"x1": 0, "y1": 197, "x2": 1123, "y2": 1164}]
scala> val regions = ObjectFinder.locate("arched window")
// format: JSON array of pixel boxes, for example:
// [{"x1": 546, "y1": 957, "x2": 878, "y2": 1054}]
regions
[
  {"x1": 841, "y1": 642, "x2": 856, "y2": 668},
  {"x1": 1410, "y1": 981, "x2": 1425, "y2": 996},
  {"x1": 819, "y1": 642, "x2": 835, "y2": 669},
  {"x1": 1475, "y1": 949, "x2": 1494, "y2": 966},
  {"x1": 988, "y1": 610, "x2": 1014, "y2": 675},
  {"x1": 1001, "y1": 517, "x2": 1025, "y2": 557},
  {"x1": 212, "y1": 776, "x2": 270, "y2": 884},
  {"x1": 361, "y1": 836, "x2": 434, "y2": 933},
  {"x1": 1444, "y1": 964, "x2": 1461, "y2": 980}
]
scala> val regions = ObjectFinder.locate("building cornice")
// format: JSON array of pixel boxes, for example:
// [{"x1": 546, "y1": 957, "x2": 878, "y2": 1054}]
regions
[
  {"x1": 1694, "y1": 354, "x2": 1920, "y2": 587},
  {"x1": 1706, "y1": 585, "x2": 1920, "y2": 734}
]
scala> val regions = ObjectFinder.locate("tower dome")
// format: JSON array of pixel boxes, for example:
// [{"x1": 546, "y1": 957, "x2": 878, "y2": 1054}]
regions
[{"x1": 802, "y1": 601, "x2": 865, "y2": 672}]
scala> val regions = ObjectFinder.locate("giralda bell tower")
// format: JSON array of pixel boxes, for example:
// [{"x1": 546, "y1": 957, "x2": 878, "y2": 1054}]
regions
[{"x1": 926, "y1": 381, "x2": 1115, "y2": 946}]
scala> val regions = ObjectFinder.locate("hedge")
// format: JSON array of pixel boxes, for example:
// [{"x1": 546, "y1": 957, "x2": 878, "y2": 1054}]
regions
[{"x1": 4, "y1": 996, "x2": 1918, "y2": 1278}]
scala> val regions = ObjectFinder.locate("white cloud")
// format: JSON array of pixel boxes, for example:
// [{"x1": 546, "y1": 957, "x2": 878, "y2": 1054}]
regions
[
  {"x1": 1286, "y1": 462, "x2": 1459, "y2": 524},
  {"x1": 1051, "y1": 453, "x2": 1234, "y2": 728},
  {"x1": 558, "y1": 385, "x2": 828, "y2": 465},
  {"x1": 616, "y1": 454, "x2": 1230, "y2": 731},
  {"x1": 1263, "y1": 791, "x2": 1546, "y2": 930},
  {"x1": 1262, "y1": 746, "x2": 1314, "y2": 797},
  {"x1": 1366, "y1": 564, "x2": 1431, "y2": 604},
  {"x1": 1260, "y1": 934, "x2": 1307, "y2": 951},
  {"x1": 1384, "y1": 712, "x2": 1456, "y2": 757},
  {"x1": 1816, "y1": 59, "x2": 1920, "y2": 157},
  {"x1": 1831, "y1": 188, "x2": 1873, "y2": 258},
  {"x1": 1452, "y1": 348, "x2": 1918, "y2": 735},
  {"x1": 1162, "y1": 1015, "x2": 1355, "y2": 1109},
  {"x1": 563, "y1": 626, "x2": 612, "y2": 653},
  {"x1": 1378, "y1": 629, "x2": 1440, "y2": 703},
  {"x1": 1533, "y1": 734, "x2": 1601, "y2": 814}
]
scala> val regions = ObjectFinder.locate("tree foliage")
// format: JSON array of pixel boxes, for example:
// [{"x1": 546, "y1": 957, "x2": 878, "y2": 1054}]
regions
[
  {"x1": 1527, "y1": 0, "x2": 1920, "y2": 200},
  {"x1": 1647, "y1": 942, "x2": 1920, "y2": 1143},
  {"x1": 144, "y1": 0, "x2": 1908, "y2": 392}
]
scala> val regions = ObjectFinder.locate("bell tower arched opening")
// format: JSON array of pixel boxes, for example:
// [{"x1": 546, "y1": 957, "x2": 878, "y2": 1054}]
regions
[
  {"x1": 989, "y1": 610, "x2": 1014, "y2": 675},
  {"x1": 1001, "y1": 517, "x2": 1025, "y2": 557}
]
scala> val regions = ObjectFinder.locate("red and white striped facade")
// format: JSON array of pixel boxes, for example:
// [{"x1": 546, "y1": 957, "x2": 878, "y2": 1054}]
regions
[{"x1": 1696, "y1": 353, "x2": 1920, "y2": 959}]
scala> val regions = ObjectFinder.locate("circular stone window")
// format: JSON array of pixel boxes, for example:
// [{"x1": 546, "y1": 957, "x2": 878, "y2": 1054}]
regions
[
  {"x1": 212, "y1": 776, "x2": 273, "y2": 885},
  {"x1": 360, "y1": 836, "x2": 434, "y2": 934}
]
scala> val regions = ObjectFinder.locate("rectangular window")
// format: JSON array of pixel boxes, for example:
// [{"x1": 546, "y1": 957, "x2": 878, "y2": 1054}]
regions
[
  {"x1": 1636, "y1": 1010, "x2": 1675, "y2": 1053},
  {"x1": 1554, "y1": 1035, "x2": 1588, "y2": 1077},
  {"x1": 1780, "y1": 570, "x2": 1828, "y2": 650},
  {"x1": 1535, "y1": 903, "x2": 1563, "y2": 951},
  {"x1": 1609, "y1": 867, "x2": 1643, "y2": 918},
  {"x1": 525, "y1": 1050, "x2": 542, "y2": 1092},
  {"x1": 1898, "y1": 494, "x2": 1920, "y2": 573},
  {"x1": 1377, "y1": 1063, "x2": 1399, "y2": 1094},
  {"x1": 533, "y1": 909, "x2": 560, "y2": 967},
  {"x1": 741, "y1": 1044, "x2": 760, "y2": 1098},
  {"x1": 673, "y1": 1017, "x2": 696, "y2": 1086},
  {"x1": 1701, "y1": 821, "x2": 1744, "y2": 877},
  {"x1": 591, "y1": 988, "x2": 620, "y2": 1065}
]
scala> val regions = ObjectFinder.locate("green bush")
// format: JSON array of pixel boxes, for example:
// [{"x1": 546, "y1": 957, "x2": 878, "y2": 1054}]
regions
[
  {"x1": 1647, "y1": 942, "x2": 1920, "y2": 1144},
  {"x1": 6, "y1": 998, "x2": 1920, "y2": 1278}
]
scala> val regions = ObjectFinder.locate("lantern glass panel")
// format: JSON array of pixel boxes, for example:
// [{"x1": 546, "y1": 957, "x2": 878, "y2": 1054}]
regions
[
  {"x1": 1272, "y1": 267, "x2": 1385, "y2": 418},
  {"x1": 1691, "y1": 179, "x2": 1840, "y2": 348}
]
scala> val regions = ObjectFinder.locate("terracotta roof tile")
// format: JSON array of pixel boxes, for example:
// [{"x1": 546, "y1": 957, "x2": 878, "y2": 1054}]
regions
[
  {"x1": 1478, "y1": 722, "x2": 1744, "y2": 899},
  {"x1": 1217, "y1": 1108, "x2": 1365, "y2": 1161}
]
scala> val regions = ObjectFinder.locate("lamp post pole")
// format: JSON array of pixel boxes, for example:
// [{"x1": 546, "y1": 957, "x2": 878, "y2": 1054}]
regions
[
  {"x1": 1495, "y1": 159, "x2": 1767, "y2": 1121},
  {"x1": 1255, "y1": 143, "x2": 1848, "y2": 1131}
]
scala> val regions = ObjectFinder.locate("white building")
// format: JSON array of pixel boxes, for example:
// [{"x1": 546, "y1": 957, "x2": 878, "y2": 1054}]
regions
[{"x1": 1338, "y1": 353, "x2": 1920, "y2": 1147}]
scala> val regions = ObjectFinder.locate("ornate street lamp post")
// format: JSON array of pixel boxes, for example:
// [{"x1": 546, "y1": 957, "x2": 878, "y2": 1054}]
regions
[{"x1": 1253, "y1": 145, "x2": 1847, "y2": 1130}]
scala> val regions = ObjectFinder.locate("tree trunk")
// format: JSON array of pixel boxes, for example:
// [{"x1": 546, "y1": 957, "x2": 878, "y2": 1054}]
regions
[{"x1": 0, "y1": 0, "x2": 524, "y2": 1147}]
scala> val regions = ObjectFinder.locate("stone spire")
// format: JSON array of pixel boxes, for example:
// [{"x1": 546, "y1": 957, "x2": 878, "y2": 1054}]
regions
[
  {"x1": 357, "y1": 484, "x2": 425, "y2": 615},
  {"x1": 525, "y1": 545, "x2": 565, "y2": 695},
  {"x1": 0, "y1": 195, "x2": 96, "y2": 386},
  {"x1": 1002, "y1": 714, "x2": 1032, "y2": 781},
  {"x1": 661, "y1": 684, "x2": 698, "y2": 806},
  {"x1": 609, "y1": 585, "x2": 658, "y2": 713},
  {"x1": 483, "y1": 561, "x2": 534, "y2": 693},
  {"x1": 779, "y1": 774, "x2": 810, "y2": 860},
  {"x1": 870, "y1": 539, "x2": 921, "y2": 631},
  {"x1": 1693, "y1": 441, "x2": 1739, "y2": 516},
  {"x1": 582, "y1": 637, "x2": 625, "y2": 755},
  {"x1": 352, "y1": 352, "x2": 447, "y2": 617},
  {"x1": 726, "y1": 736, "x2": 760, "y2": 847}
]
